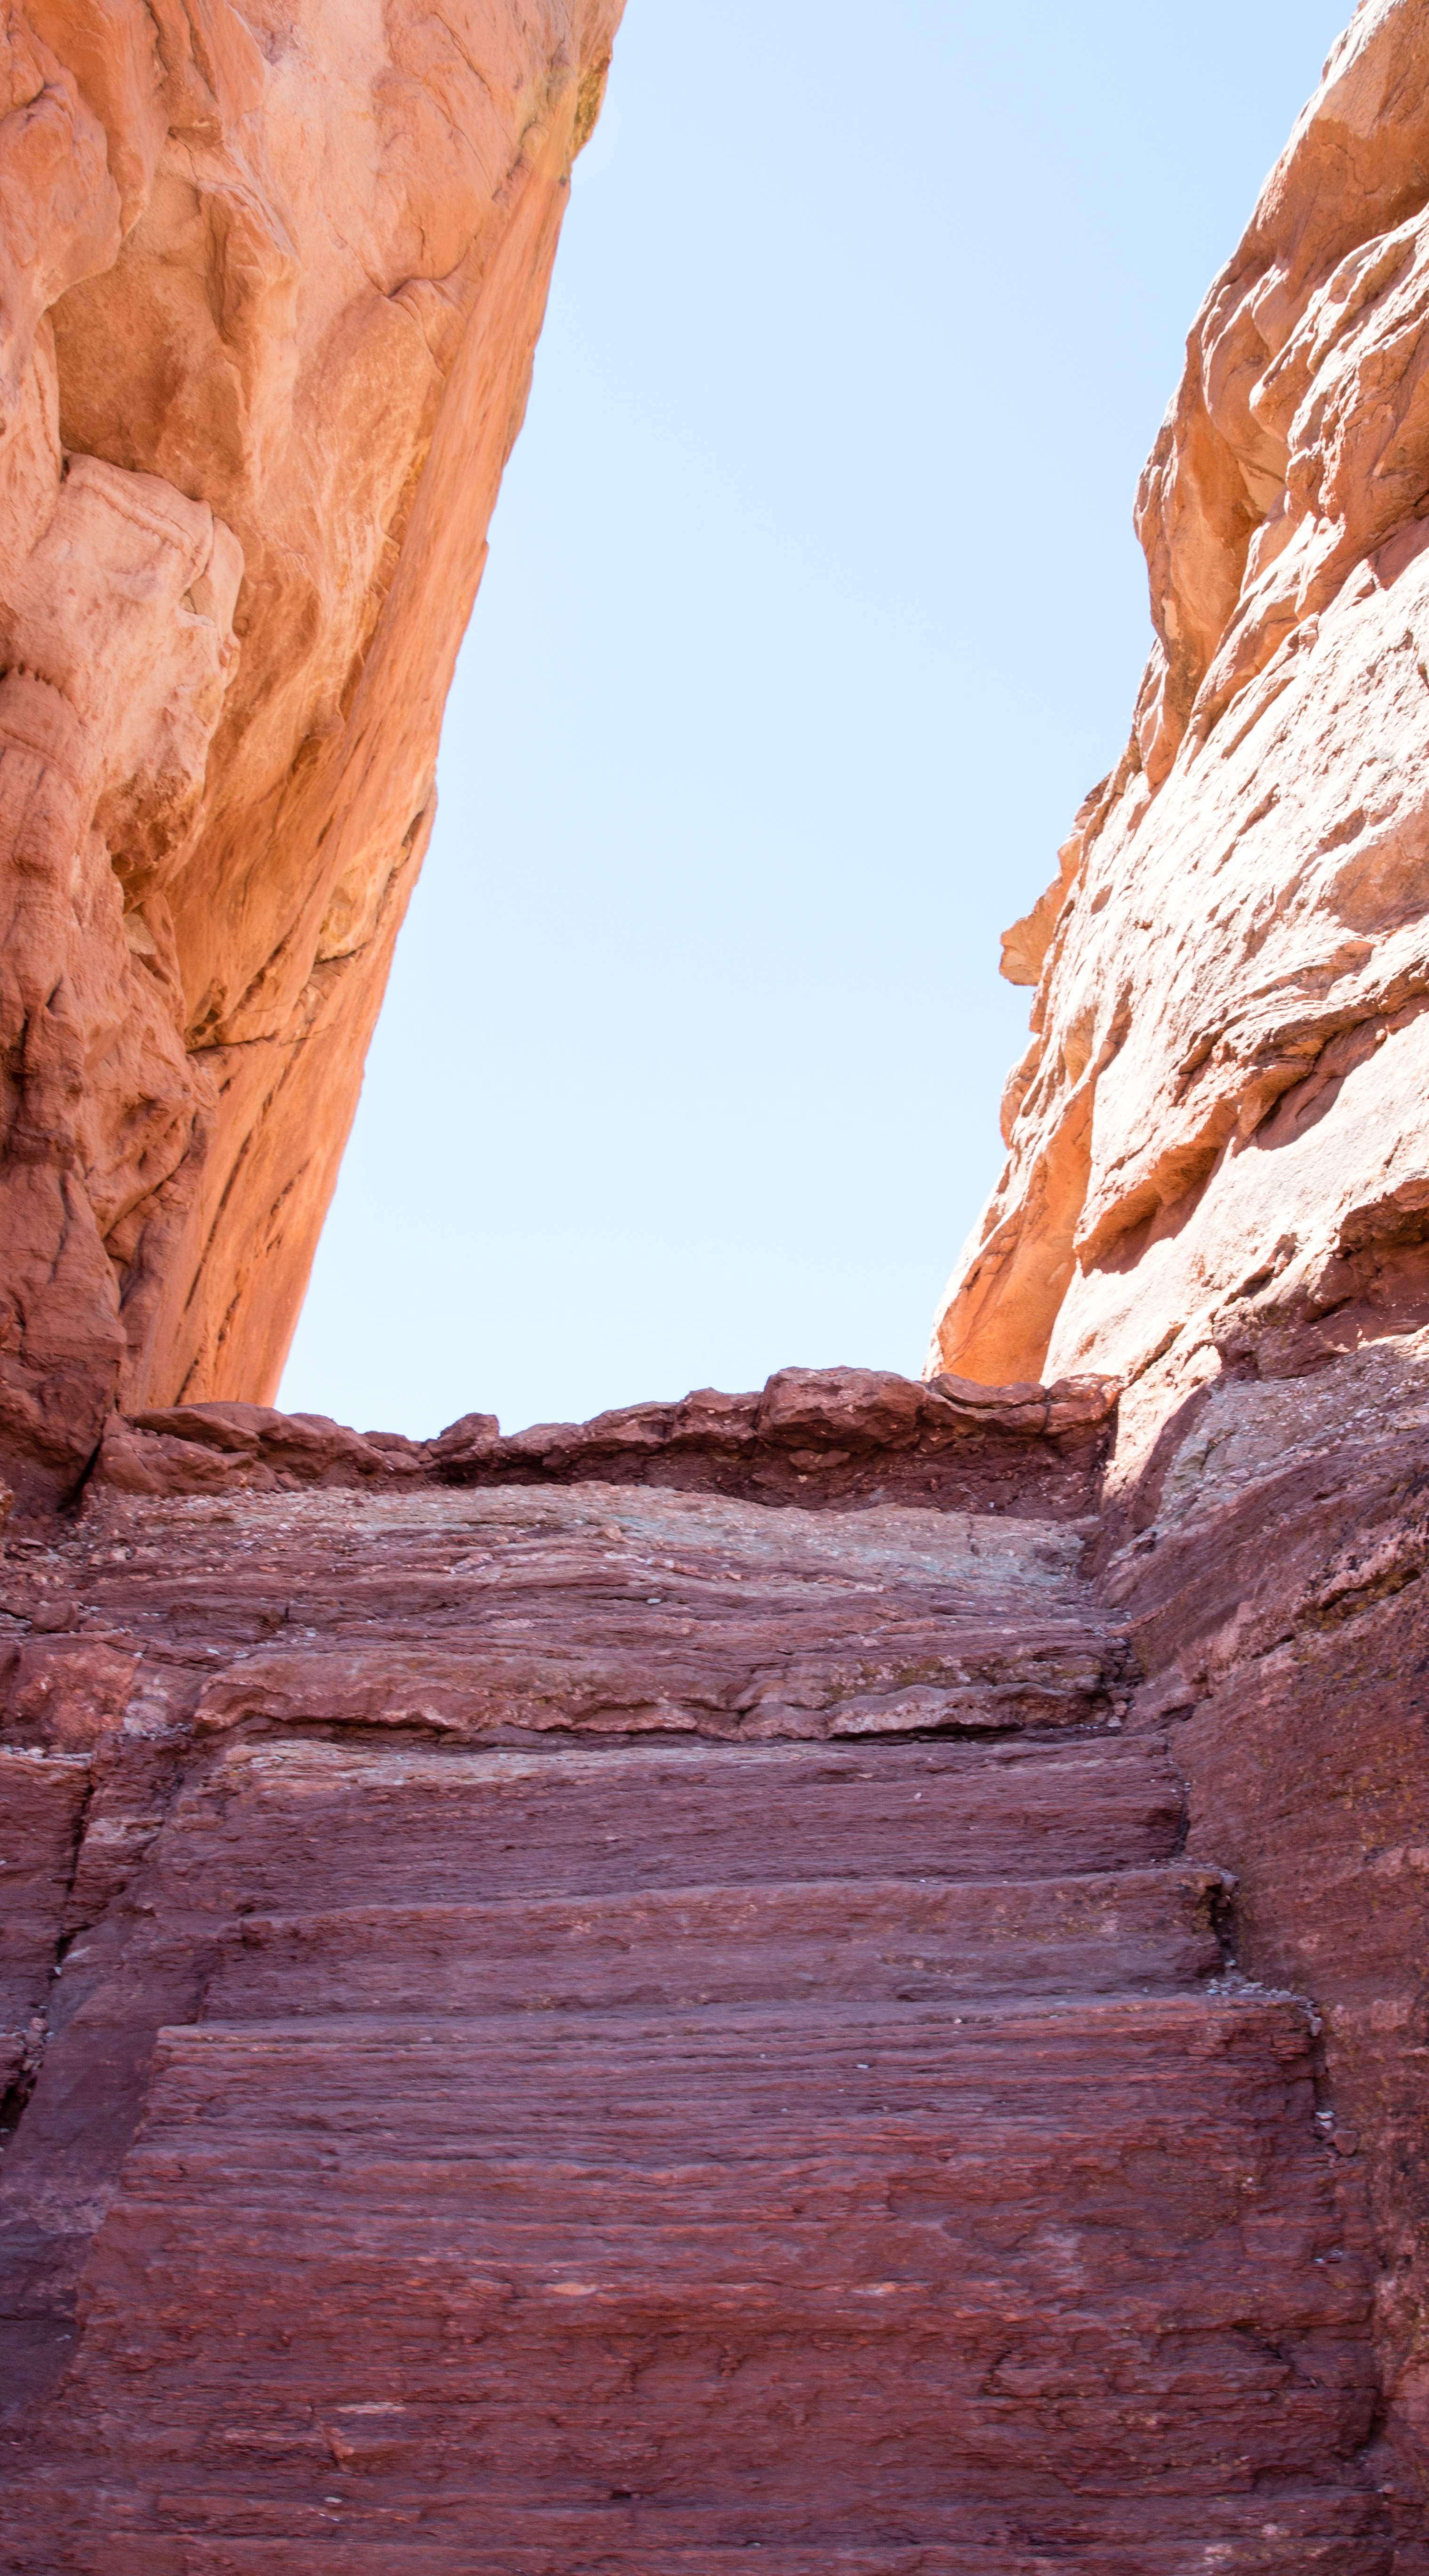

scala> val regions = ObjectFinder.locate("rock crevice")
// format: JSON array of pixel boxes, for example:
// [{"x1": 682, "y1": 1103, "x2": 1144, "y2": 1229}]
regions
[{"x1": 2, "y1": 0, "x2": 1429, "y2": 2555}]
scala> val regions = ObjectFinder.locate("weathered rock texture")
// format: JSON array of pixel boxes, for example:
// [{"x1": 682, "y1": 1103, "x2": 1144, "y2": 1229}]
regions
[
  {"x1": 932, "y1": 0, "x2": 1429, "y2": 1402},
  {"x1": 0, "y1": 0, "x2": 621, "y2": 1512},
  {"x1": 97, "y1": 1361, "x2": 1122, "y2": 1519},
  {"x1": 926, "y1": 0, "x2": 1429, "y2": 2544},
  {"x1": 6, "y1": 0, "x2": 1429, "y2": 2561},
  {"x1": 0, "y1": 1377, "x2": 1409, "y2": 2568}
]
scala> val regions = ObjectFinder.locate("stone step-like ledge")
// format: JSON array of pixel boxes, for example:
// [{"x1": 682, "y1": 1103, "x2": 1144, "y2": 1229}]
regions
[{"x1": 97, "y1": 1365, "x2": 1120, "y2": 1520}]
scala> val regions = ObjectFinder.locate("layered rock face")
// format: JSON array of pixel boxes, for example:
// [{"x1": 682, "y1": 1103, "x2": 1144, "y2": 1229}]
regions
[
  {"x1": 6, "y1": 0, "x2": 1429, "y2": 2562},
  {"x1": 925, "y1": 0, "x2": 1429, "y2": 2542},
  {"x1": 932, "y1": 0, "x2": 1429, "y2": 1402},
  {"x1": 0, "y1": 1375, "x2": 1407, "y2": 2568},
  {"x1": 0, "y1": 0, "x2": 621, "y2": 1512}
]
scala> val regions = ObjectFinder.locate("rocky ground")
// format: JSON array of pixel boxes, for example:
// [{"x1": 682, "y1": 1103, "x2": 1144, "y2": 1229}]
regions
[{"x1": 1, "y1": 1360, "x2": 1422, "y2": 2570}]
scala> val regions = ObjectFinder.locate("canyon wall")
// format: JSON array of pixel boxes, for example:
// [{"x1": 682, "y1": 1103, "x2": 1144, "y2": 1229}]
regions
[
  {"x1": 930, "y1": 0, "x2": 1429, "y2": 2532},
  {"x1": 931, "y1": 0, "x2": 1429, "y2": 1413},
  {"x1": 0, "y1": 1381, "x2": 1406, "y2": 2570},
  {"x1": 0, "y1": 0, "x2": 622, "y2": 1513},
  {"x1": 6, "y1": 3, "x2": 1429, "y2": 2562}
]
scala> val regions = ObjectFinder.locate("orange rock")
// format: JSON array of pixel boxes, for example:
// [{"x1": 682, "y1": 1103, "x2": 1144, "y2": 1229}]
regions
[
  {"x1": 930, "y1": 1, "x2": 1429, "y2": 1411},
  {"x1": 922, "y1": 31, "x2": 1429, "y2": 2497},
  {"x1": 0, "y1": 0, "x2": 623, "y2": 1507}
]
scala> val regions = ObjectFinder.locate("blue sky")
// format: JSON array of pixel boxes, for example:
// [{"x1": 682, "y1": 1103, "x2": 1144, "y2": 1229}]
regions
[{"x1": 281, "y1": 0, "x2": 1350, "y2": 1438}]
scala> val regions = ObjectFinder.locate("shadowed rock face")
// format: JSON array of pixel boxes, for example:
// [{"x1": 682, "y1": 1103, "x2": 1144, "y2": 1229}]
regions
[{"x1": 0, "y1": 0, "x2": 622, "y2": 1511}]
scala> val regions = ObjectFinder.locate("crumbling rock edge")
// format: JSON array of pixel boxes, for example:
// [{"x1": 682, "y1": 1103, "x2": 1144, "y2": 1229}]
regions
[{"x1": 91, "y1": 1362, "x2": 1121, "y2": 1520}]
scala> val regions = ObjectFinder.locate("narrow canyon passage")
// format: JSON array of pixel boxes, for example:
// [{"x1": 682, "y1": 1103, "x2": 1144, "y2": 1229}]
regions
[
  {"x1": 0, "y1": 1424, "x2": 1396, "y2": 2570},
  {"x1": 5, "y1": 0, "x2": 1429, "y2": 2561}
]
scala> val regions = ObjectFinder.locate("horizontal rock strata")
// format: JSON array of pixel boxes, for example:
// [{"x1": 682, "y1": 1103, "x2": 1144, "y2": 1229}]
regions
[
  {"x1": 0, "y1": 1386, "x2": 1407, "y2": 2568},
  {"x1": 87, "y1": 1363, "x2": 1121, "y2": 1521},
  {"x1": 4, "y1": 0, "x2": 1429, "y2": 2556},
  {"x1": 931, "y1": 0, "x2": 1429, "y2": 1409}
]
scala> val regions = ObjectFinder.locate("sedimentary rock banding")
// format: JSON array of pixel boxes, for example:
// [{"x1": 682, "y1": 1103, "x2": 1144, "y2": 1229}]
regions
[{"x1": 0, "y1": 1457, "x2": 1391, "y2": 2566}]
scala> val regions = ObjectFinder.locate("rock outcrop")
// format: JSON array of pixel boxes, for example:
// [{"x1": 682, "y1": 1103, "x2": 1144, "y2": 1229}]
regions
[
  {"x1": 6, "y1": 0, "x2": 1429, "y2": 2562},
  {"x1": 0, "y1": 1384, "x2": 1407, "y2": 2569},
  {"x1": 931, "y1": 0, "x2": 1429, "y2": 1407},
  {"x1": 927, "y1": 0, "x2": 1429, "y2": 2537},
  {"x1": 0, "y1": 0, "x2": 621, "y2": 1512},
  {"x1": 87, "y1": 1362, "x2": 1122, "y2": 1519}
]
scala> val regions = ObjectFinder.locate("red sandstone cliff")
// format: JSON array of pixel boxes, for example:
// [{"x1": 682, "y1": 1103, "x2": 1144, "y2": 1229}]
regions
[
  {"x1": 0, "y1": 1375, "x2": 1407, "y2": 2568},
  {"x1": 3, "y1": 5, "x2": 1429, "y2": 2568},
  {"x1": 932, "y1": 0, "x2": 1429, "y2": 1415},
  {"x1": 0, "y1": 0, "x2": 622, "y2": 1512}
]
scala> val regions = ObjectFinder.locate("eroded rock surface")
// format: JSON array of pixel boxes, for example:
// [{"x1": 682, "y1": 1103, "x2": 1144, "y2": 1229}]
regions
[
  {"x1": 932, "y1": 0, "x2": 1429, "y2": 1401},
  {"x1": 0, "y1": 0, "x2": 622, "y2": 1510},
  {"x1": 926, "y1": 2, "x2": 1429, "y2": 2538},
  {"x1": 0, "y1": 1401, "x2": 1404, "y2": 2571},
  {"x1": 5, "y1": 0, "x2": 1429, "y2": 2556},
  {"x1": 86, "y1": 1360, "x2": 1122, "y2": 1521}
]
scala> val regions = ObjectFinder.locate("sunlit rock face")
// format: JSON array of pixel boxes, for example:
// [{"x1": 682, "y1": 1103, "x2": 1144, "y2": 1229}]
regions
[
  {"x1": 926, "y1": 4, "x2": 1429, "y2": 2521},
  {"x1": 931, "y1": 0, "x2": 1429, "y2": 1409},
  {"x1": 0, "y1": 0, "x2": 621, "y2": 1509}
]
